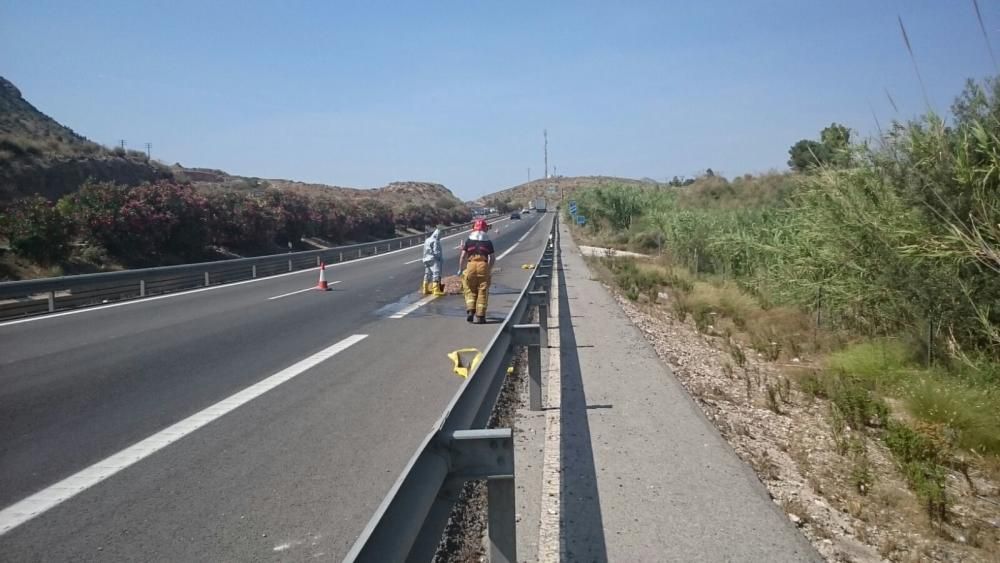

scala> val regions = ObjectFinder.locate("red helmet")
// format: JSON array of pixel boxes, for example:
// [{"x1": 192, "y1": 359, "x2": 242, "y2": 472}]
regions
[{"x1": 473, "y1": 219, "x2": 489, "y2": 232}]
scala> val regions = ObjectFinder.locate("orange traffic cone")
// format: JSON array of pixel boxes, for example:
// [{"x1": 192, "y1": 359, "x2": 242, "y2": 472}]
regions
[{"x1": 316, "y1": 261, "x2": 331, "y2": 291}]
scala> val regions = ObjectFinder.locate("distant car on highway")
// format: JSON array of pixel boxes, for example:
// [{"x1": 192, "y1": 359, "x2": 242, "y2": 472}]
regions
[
  {"x1": 521, "y1": 208, "x2": 531, "y2": 214},
  {"x1": 510, "y1": 212, "x2": 521, "y2": 219}
]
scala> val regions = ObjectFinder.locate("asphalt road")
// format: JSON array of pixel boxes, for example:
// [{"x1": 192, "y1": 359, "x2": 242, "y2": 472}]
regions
[{"x1": 0, "y1": 211, "x2": 552, "y2": 561}]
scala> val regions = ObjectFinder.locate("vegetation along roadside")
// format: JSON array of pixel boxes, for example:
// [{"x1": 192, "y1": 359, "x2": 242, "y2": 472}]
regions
[{"x1": 574, "y1": 77, "x2": 1000, "y2": 562}]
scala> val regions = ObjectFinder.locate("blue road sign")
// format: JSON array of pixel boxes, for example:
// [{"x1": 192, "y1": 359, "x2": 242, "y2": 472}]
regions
[{"x1": 577, "y1": 215, "x2": 586, "y2": 225}]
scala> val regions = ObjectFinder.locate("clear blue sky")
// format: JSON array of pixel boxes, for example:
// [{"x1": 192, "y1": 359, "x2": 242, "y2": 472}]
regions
[{"x1": 2, "y1": 1, "x2": 997, "y2": 200}]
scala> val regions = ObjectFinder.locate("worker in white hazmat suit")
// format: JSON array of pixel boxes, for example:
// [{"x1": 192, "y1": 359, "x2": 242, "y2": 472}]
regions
[{"x1": 421, "y1": 227, "x2": 445, "y2": 295}]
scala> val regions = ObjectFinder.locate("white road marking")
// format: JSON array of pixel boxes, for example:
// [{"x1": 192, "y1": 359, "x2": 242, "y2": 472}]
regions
[
  {"x1": 0, "y1": 334, "x2": 368, "y2": 536},
  {"x1": 518, "y1": 219, "x2": 541, "y2": 242},
  {"x1": 0, "y1": 218, "x2": 512, "y2": 329},
  {"x1": 538, "y1": 225, "x2": 563, "y2": 562},
  {"x1": 496, "y1": 243, "x2": 519, "y2": 261},
  {"x1": 404, "y1": 258, "x2": 423, "y2": 265},
  {"x1": 388, "y1": 295, "x2": 438, "y2": 319},
  {"x1": 267, "y1": 282, "x2": 341, "y2": 300}
]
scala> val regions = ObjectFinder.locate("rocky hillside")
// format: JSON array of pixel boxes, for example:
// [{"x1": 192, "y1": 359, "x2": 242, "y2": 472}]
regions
[
  {"x1": 0, "y1": 76, "x2": 171, "y2": 201},
  {"x1": 265, "y1": 179, "x2": 464, "y2": 209},
  {"x1": 1, "y1": 75, "x2": 464, "y2": 212},
  {"x1": 475, "y1": 176, "x2": 659, "y2": 208},
  {"x1": 175, "y1": 165, "x2": 465, "y2": 212}
]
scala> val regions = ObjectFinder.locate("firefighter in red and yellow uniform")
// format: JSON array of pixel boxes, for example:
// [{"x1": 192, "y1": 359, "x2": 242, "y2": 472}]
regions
[{"x1": 457, "y1": 219, "x2": 495, "y2": 324}]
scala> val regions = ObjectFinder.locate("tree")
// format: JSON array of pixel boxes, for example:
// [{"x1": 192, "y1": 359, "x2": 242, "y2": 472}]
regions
[
  {"x1": 0, "y1": 196, "x2": 74, "y2": 264},
  {"x1": 61, "y1": 181, "x2": 209, "y2": 263},
  {"x1": 788, "y1": 139, "x2": 830, "y2": 171},
  {"x1": 435, "y1": 196, "x2": 458, "y2": 210},
  {"x1": 820, "y1": 123, "x2": 852, "y2": 167},
  {"x1": 788, "y1": 123, "x2": 852, "y2": 171}
]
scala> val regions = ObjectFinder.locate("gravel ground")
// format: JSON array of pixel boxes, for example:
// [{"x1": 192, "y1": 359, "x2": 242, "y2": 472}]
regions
[{"x1": 433, "y1": 353, "x2": 526, "y2": 563}]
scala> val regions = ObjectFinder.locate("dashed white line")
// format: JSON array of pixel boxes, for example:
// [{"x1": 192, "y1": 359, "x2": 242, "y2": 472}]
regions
[
  {"x1": 404, "y1": 258, "x2": 424, "y2": 265},
  {"x1": 496, "y1": 243, "x2": 520, "y2": 261},
  {"x1": 388, "y1": 295, "x2": 438, "y2": 319},
  {"x1": 518, "y1": 218, "x2": 541, "y2": 242},
  {"x1": 267, "y1": 281, "x2": 341, "y2": 300},
  {"x1": 0, "y1": 334, "x2": 369, "y2": 536}
]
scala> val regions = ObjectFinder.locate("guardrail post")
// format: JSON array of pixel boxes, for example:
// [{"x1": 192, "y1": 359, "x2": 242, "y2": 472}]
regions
[
  {"x1": 48, "y1": 291, "x2": 55, "y2": 312},
  {"x1": 359, "y1": 248, "x2": 363, "y2": 259},
  {"x1": 317, "y1": 256, "x2": 321, "y2": 266},
  {"x1": 512, "y1": 324, "x2": 542, "y2": 411},
  {"x1": 488, "y1": 476, "x2": 516, "y2": 563},
  {"x1": 288, "y1": 258, "x2": 293, "y2": 272},
  {"x1": 252, "y1": 265, "x2": 257, "y2": 279},
  {"x1": 533, "y1": 274, "x2": 550, "y2": 293},
  {"x1": 449, "y1": 429, "x2": 516, "y2": 563},
  {"x1": 339, "y1": 251, "x2": 344, "y2": 262},
  {"x1": 528, "y1": 290, "x2": 548, "y2": 334},
  {"x1": 140, "y1": 279, "x2": 146, "y2": 297},
  {"x1": 204, "y1": 272, "x2": 210, "y2": 287}
]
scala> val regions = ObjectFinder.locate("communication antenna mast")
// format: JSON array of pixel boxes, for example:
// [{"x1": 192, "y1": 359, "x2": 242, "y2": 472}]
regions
[{"x1": 544, "y1": 129, "x2": 548, "y2": 179}]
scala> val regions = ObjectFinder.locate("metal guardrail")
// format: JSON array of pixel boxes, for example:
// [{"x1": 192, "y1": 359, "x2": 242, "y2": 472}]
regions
[
  {"x1": 344, "y1": 214, "x2": 558, "y2": 563},
  {"x1": 0, "y1": 217, "x2": 499, "y2": 321}
]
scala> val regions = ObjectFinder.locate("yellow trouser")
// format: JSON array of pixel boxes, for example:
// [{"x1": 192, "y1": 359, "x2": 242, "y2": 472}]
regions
[{"x1": 463, "y1": 259, "x2": 491, "y2": 316}]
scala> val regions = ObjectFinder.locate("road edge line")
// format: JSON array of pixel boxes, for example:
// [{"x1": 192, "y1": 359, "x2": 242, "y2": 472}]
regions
[{"x1": 0, "y1": 334, "x2": 368, "y2": 536}]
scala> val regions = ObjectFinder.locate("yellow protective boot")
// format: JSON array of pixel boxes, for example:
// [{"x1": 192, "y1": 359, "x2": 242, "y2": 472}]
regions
[
  {"x1": 420, "y1": 281, "x2": 430, "y2": 295},
  {"x1": 432, "y1": 282, "x2": 445, "y2": 296}
]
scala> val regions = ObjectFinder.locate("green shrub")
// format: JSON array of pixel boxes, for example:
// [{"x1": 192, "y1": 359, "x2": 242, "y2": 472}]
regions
[
  {"x1": 905, "y1": 376, "x2": 1000, "y2": 455},
  {"x1": 828, "y1": 375, "x2": 889, "y2": 430},
  {"x1": 883, "y1": 421, "x2": 949, "y2": 520},
  {"x1": 0, "y1": 196, "x2": 74, "y2": 264}
]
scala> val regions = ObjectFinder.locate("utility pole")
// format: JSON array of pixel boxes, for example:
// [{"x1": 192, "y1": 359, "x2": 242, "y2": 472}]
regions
[
  {"x1": 528, "y1": 167, "x2": 531, "y2": 181},
  {"x1": 144, "y1": 142, "x2": 152, "y2": 159},
  {"x1": 119, "y1": 140, "x2": 126, "y2": 150},
  {"x1": 544, "y1": 129, "x2": 548, "y2": 179}
]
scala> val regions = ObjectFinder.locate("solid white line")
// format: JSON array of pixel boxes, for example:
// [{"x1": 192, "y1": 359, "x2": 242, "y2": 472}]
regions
[
  {"x1": 267, "y1": 281, "x2": 341, "y2": 300},
  {"x1": 0, "y1": 334, "x2": 368, "y2": 536},
  {"x1": 404, "y1": 258, "x2": 423, "y2": 265},
  {"x1": 0, "y1": 218, "x2": 512, "y2": 329},
  {"x1": 496, "y1": 242, "x2": 520, "y2": 261},
  {"x1": 538, "y1": 226, "x2": 563, "y2": 562},
  {"x1": 389, "y1": 295, "x2": 437, "y2": 319}
]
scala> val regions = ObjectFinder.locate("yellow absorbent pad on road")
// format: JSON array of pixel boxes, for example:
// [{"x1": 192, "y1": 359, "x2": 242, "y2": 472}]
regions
[{"x1": 448, "y1": 348, "x2": 482, "y2": 378}]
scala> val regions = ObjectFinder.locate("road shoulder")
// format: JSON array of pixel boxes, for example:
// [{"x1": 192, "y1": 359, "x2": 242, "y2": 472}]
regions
[{"x1": 516, "y1": 219, "x2": 821, "y2": 562}]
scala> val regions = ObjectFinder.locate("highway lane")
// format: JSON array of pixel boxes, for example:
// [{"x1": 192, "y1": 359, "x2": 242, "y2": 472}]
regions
[{"x1": 0, "y1": 211, "x2": 552, "y2": 560}]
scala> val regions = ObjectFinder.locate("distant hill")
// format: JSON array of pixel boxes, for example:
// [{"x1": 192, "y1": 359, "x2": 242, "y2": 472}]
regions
[
  {"x1": 0, "y1": 75, "x2": 465, "y2": 211},
  {"x1": 0, "y1": 76, "x2": 172, "y2": 201},
  {"x1": 474, "y1": 176, "x2": 660, "y2": 207},
  {"x1": 173, "y1": 165, "x2": 465, "y2": 211}
]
